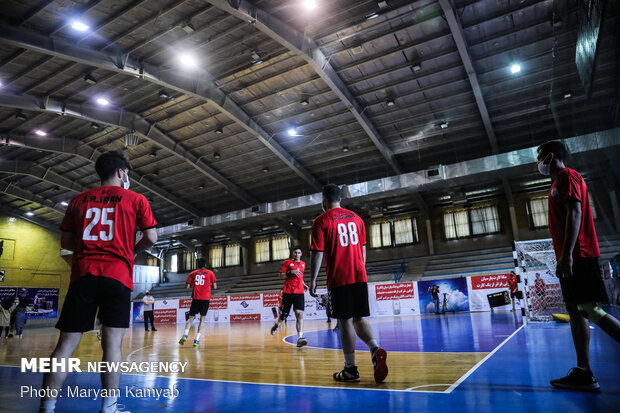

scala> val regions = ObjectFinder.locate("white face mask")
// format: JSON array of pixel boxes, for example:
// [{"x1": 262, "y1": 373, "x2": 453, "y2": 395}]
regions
[
  {"x1": 121, "y1": 170, "x2": 131, "y2": 190},
  {"x1": 537, "y1": 153, "x2": 551, "y2": 176}
]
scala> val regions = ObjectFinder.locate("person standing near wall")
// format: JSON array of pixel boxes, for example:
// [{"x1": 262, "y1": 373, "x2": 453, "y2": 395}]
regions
[
  {"x1": 142, "y1": 291, "x2": 157, "y2": 332},
  {"x1": 431, "y1": 284, "x2": 440, "y2": 314}
]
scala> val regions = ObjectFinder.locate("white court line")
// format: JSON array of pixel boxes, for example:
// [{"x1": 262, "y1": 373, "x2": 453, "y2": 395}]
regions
[
  {"x1": 444, "y1": 322, "x2": 527, "y2": 394},
  {"x1": 405, "y1": 384, "x2": 453, "y2": 392}
]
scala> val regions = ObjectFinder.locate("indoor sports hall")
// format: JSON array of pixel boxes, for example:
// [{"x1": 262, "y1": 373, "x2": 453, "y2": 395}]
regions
[{"x1": 0, "y1": 1, "x2": 619, "y2": 413}]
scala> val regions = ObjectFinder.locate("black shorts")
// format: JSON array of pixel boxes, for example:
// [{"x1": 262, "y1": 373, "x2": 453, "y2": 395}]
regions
[
  {"x1": 327, "y1": 282, "x2": 370, "y2": 320},
  {"x1": 510, "y1": 291, "x2": 523, "y2": 299},
  {"x1": 189, "y1": 299, "x2": 210, "y2": 316},
  {"x1": 56, "y1": 274, "x2": 131, "y2": 332},
  {"x1": 280, "y1": 293, "x2": 304, "y2": 319},
  {"x1": 559, "y1": 257, "x2": 608, "y2": 305}
]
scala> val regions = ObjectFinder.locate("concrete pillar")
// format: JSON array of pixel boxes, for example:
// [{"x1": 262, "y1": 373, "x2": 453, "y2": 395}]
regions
[
  {"x1": 241, "y1": 245, "x2": 250, "y2": 276},
  {"x1": 509, "y1": 204, "x2": 520, "y2": 241},
  {"x1": 609, "y1": 189, "x2": 620, "y2": 233},
  {"x1": 425, "y1": 218, "x2": 434, "y2": 255}
]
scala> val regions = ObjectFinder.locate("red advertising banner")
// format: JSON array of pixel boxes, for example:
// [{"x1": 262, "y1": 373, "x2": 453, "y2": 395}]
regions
[
  {"x1": 154, "y1": 308, "x2": 177, "y2": 323},
  {"x1": 471, "y1": 274, "x2": 510, "y2": 290},
  {"x1": 263, "y1": 293, "x2": 280, "y2": 307},
  {"x1": 229, "y1": 294, "x2": 261, "y2": 301},
  {"x1": 375, "y1": 282, "x2": 415, "y2": 300},
  {"x1": 178, "y1": 299, "x2": 192, "y2": 309},
  {"x1": 210, "y1": 296, "x2": 228, "y2": 309},
  {"x1": 230, "y1": 314, "x2": 261, "y2": 322}
]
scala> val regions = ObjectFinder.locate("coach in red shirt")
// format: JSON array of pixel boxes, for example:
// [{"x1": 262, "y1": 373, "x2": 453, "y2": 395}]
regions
[
  {"x1": 41, "y1": 151, "x2": 157, "y2": 413},
  {"x1": 537, "y1": 141, "x2": 620, "y2": 391},
  {"x1": 309, "y1": 184, "x2": 388, "y2": 384},
  {"x1": 269, "y1": 246, "x2": 309, "y2": 347},
  {"x1": 179, "y1": 258, "x2": 217, "y2": 348}
]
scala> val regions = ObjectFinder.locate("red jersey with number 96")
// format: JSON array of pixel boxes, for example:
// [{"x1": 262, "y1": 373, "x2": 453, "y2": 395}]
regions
[
  {"x1": 60, "y1": 186, "x2": 157, "y2": 291},
  {"x1": 186, "y1": 269, "x2": 217, "y2": 300},
  {"x1": 310, "y1": 207, "x2": 367, "y2": 289}
]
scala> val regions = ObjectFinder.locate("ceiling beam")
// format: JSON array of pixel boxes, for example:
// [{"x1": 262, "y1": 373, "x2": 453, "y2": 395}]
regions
[
  {"x1": 1, "y1": 133, "x2": 204, "y2": 217},
  {"x1": 0, "y1": 23, "x2": 322, "y2": 191},
  {"x1": 204, "y1": 0, "x2": 402, "y2": 175},
  {"x1": 0, "y1": 90, "x2": 260, "y2": 205},
  {"x1": 0, "y1": 181, "x2": 66, "y2": 214},
  {"x1": 0, "y1": 159, "x2": 86, "y2": 193},
  {"x1": 0, "y1": 204, "x2": 59, "y2": 232},
  {"x1": 439, "y1": 0, "x2": 499, "y2": 154}
]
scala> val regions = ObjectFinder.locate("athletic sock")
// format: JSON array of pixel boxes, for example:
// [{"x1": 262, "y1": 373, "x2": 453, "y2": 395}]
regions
[
  {"x1": 195, "y1": 333, "x2": 201, "y2": 340},
  {"x1": 39, "y1": 400, "x2": 56, "y2": 413},
  {"x1": 366, "y1": 339, "x2": 379, "y2": 353},
  {"x1": 101, "y1": 396, "x2": 118, "y2": 413},
  {"x1": 184, "y1": 329, "x2": 189, "y2": 336},
  {"x1": 298, "y1": 332, "x2": 303, "y2": 339},
  {"x1": 344, "y1": 352, "x2": 356, "y2": 368}
]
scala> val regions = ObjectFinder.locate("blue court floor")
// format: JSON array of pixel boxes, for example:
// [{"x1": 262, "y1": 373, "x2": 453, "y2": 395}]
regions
[{"x1": 1, "y1": 311, "x2": 619, "y2": 413}]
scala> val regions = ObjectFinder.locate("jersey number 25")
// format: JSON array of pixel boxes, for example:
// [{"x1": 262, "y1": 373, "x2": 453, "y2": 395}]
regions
[{"x1": 83, "y1": 207, "x2": 115, "y2": 241}]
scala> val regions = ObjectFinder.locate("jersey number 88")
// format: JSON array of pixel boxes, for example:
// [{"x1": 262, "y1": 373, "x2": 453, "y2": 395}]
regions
[{"x1": 337, "y1": 222, "x2": 359, "y2": 247}]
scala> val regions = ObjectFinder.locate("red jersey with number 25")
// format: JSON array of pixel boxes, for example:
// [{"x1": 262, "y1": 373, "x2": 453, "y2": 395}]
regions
[
  {"x1": 311, "y1": 208, "x2": 367, "y2": 290},
  {"x1": 186, "y1": 269, "x2": 217, "y2": 300},
  {"x1": 60, "y1": 186, "x2": 157, "y2": 291},
  {"x1": 279, "y1": 260, "x2": 306, "y2": 294}
]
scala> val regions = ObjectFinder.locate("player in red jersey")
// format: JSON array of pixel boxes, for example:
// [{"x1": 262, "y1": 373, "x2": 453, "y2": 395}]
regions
[
  {"x1": 508, "y1": 272, "x2": 520, "y2": 312},
  {"x1": 309, "y1": 184, "x2": 388, "y2": 383},
  {"x1": 537, "y1": 141, "x2": 620, "y2": 391},
  {"x1": 179, "y1": 258, "x2": 217, "y2": 348},
  {"x1": 270, "y1": 246, "x2": 309, "y2": 347},
  {"x1": 40, "y1": 151, "x2": 157, "y2": 413}
]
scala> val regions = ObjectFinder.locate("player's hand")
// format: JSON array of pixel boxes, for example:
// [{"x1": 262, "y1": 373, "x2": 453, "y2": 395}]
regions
[
  {"x1": 291, "y1": 269, "x2": 302, "y2": 277},
  {"x1": 309, "y1": 281, "x2": 318, "y2": 297},
  {"x1": 556, "y1": 255, "x2": 573, "y2": 279},
  {"x1": 303, "y1": 283, "x2": 309, "y2": 291}
]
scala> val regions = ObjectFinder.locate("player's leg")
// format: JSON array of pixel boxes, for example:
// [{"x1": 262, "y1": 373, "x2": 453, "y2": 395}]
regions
[
  {"x1": 148, "y1": 311, "x2": 157, "y2": 331},
  {"x1": 180, "y1": 314, "x2": 195, "y2": 344},
  {"x1": 352, "y1": 317, "x2": 388, "y2": 383},
  {"x1": 143, "y1": 310, "x2": 149, "y2": 331},
  {"x1": 271, "y1": 295, "x2": 292, "y2": 335},
  {"x1": 334, "y1": 317, "x2": 360, "y2": 382},
  {"x1": 294, "y1": 309, "x2": 307, "y2": 347},
  {"x1": 593, "y1": 310, "x2": 620, "y2": 342},
  {"x1": 193, "y1": 302, "x2": 208, "y2": 347},
  {"x1": 100, "y1": 326, "x2": 127, "y2": 412}
]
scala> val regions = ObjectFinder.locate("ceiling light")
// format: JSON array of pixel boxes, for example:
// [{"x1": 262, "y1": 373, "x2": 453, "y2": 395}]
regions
[
  {"x1": 250, "y1": 51, "x2": 261, "y2": 61},
  {"x1": 181, "y1": 20, "x2": 196, "y2": 34},
  {"x1": 25, "y1": 211, "x2": 34, "y2": 216},
  {"x1": 35, "y1": 129, "x2": 47, "y2": 136},
  {"x1": 159, "y1": 90, "x2": 170, "y2": 99},
  {"x1": 510, "y1": 64, "x2": 521, "y2": 74},
  {"x1": 300, "y1": 99, "x2": 309, "y2": 106},
  {"x1": 303, "y1": 0, "x2": 317, "y2": 10},
  {"x1": 149, "y1": 152, "x2": 157, "y2": 158},
  {"x1": 288, "y1": 128, "x2": 299, "y2": 136},
  {"x1": 199, "y1": 184, "x2": 205, "y2": 189},
  {"x1": 90, "y1": 122, "x2": 100, "y2": 129},
  {"x1": 377, "y1": 1, "x2": 388, "y2": 8},
  {"x1": 213, "y1": 152, "x2": 222, "y2": 159},
  {"x1": 386, "y1": 100, "x2": 395, "y2": 107},
  {"x1": 16, "y1": 112, "x2": 27, "y2": 121},
  {"x1": 96, "y1": 97, "x2": 109, "y2": 106},
  {"x1": 0, "y1": 81, "x2": 3, "y2": 88},
  {"x1": 342, "y1": 146, "x2": 350, "y2": 152},
  {"x1": 411, "y1": 64, "x2": 421, "y2": 72},
  {"x1": 152, "y1": 171, "x2": 159, "y2": 177},
  {"x1": 365, "y1": 12, "x2": 380, "y2": 20},
  {"x1": 252, "y1": 60, "x2": 264, "y2": 66},
  {"x1": 440, "y1": 122, "x2": 449, "y2": 129},
  {"x1": 262, "y1": 167, "x2": 270, "y2": 173},
  {"x1": 83, "y1": 74, "x2": 97, "y2": 85},
  {"x1": 563, "y1": 92, "x2": 572, "y2": 99},
  {"x1": 179, "y1": 53, "x2": 198, "y2": 69},
  {"x1": 215, "y1": 128, "x2": 223, "y2": 134},
  {"x1": 71, "y1": 21, "x2": 89, "y2": 32},
  {"x1": 60, "y1": 201, "x2": 69, "y2": 206}
]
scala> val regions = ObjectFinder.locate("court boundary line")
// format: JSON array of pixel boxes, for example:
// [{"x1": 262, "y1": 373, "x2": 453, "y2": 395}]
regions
[
  {"x1": 444, "y1": 322, "x2": 527, "y2": 393},
  {"x1": 0, "y1": 364, "x2": 450, "y2": 394}
]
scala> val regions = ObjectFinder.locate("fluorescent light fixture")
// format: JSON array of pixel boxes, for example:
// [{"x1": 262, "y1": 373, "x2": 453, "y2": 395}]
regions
[
  {"x1": 25, "y1": 211, "x2": 34, "y2": 216},
  {"x1": 71, "y1": 21, "x2": 89, "y2": 32},
  {"x1": 213, "y1": 152, "x2": 222, "y2": 159},
  {"x1": 252, "y1": 60, "x2": 264, "y2": 66},
  {"x1": 563, "y1": 92, "x2": 572, "y2": 99},
  {"x1": 300, "y1": 99, "x2": 309, "y2": 106},
  {"x1": 342, "y1": 146, "x2": 350, "y2": 152},
  {"x1": 90, "y1": 122, "x2": 100, "y2": 129},
  {"x1": 16, "y1": 112, "x2": 27, "y2": 121},
  {"x1": 96, "y1": 97, "x2": 109, "y2": 106},
  {"x1": 83, "y1": 74, "x2": 97, "y2": 84},
  {"x1": 35, "y1": 129, "x2": 47, "y2": 136},
  {"x1": 215, "y1": 128, "x2": 223, "y2": 134},
  {"x1": 250, "y1": 51, "x2": 261, "y2": 61},
  {"x1": 378, "y1": 1, "x2": 388, "y2": 8},
  {"x1": 0, "y1": 81, "x2": 3, "y2": 88},
  {"x1": 510, "y1": 64, "x2": 521, "y2": 74},
  {"x1": 366, "y1": 12, "x2": 380, "y2": 20},
  {"x1": 411, "y1": 64, "x2": 421, "y2": 72},
  {"x1": 61, "y1": 201, "x2": 69, "y2": 206},
  {"x1": 262, "y1": 167, "x2": 270, "y2": 173},
  {"x1": 287, "y1": 128, "x2": 299, "y2": 136},
  {"x1": 440, "y1": 122, "x2": 449, "y2": 129},
  {"x1": 303, "y1": 0, "x2": 317, "y2": 10},
  {"x1": 178, "y1": 53, "x2": 198, "y2": 69},
  {"x1": 181, "y1": 21, "x2": 196, "y2": 34},
  {"x1": 386, "y1": 100, "x2": 395, "y2": 107}
]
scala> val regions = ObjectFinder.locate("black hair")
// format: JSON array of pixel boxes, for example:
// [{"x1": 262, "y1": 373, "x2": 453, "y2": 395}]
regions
[
  {"x1": 322, "y1": 184, "x2": 341, "y2": 204},
  {"x1": 18, "y1": 299, "x2": 28, "y2": 308},
  {"x1": 196, "y1": 258, "x2": 206, "y2": 268},
  {"x1": 292, "y1": 246, "x2": 302, "y2": 252},
  {"x1": 95, "y1": 151, "x2": 131, "y2": 181},
  {"x1": 1, "y1": 297, "x2": 12, "y2": 310},
  {"x1": 537, "y1": 141, "x2": 568, "y2": 161}
]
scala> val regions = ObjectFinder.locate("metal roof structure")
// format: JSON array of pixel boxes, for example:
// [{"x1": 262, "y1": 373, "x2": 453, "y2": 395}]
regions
[{"x1": 0, "y1": 0, "x2": 618, "y2": 239}]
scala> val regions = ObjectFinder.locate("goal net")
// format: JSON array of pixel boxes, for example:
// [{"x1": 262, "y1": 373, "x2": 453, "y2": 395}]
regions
[{"x1": 513, "y1": 239, "x2": 565, "y2": 321}]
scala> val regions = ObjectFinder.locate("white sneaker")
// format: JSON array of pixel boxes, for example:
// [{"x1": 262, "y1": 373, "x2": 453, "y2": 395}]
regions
[{"x1": 296, "y1": 337, "x2": 308, "y2": 347}]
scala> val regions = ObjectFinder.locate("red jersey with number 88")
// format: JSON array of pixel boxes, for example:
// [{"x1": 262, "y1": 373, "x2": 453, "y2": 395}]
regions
[
  {"x1": 310, "y1": 208, "x2": 367, "y2": 289},
  {"x1": 60, "y1": 186, "x2": 157, "y2": 291},
  {"x1": 186, "y1": 269, "x2": 217, "y2": 300}
]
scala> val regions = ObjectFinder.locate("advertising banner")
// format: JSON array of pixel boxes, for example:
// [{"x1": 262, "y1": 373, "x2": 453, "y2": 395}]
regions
[
  {"x1": 370, "y1": 282, "x2": 420, "y2": 317},
  {"x1": 418, "y1": 278, "x2": 470, "y2": 314},
  {"x1": 0, "y1": 287, "x2": 59, "y2": 318},
  {"x1": 229, "y1": 294, "x2": 261, "y2": 322},
  {"x1": 467, "y1": 274, "x2": 512, "y2": 312}
]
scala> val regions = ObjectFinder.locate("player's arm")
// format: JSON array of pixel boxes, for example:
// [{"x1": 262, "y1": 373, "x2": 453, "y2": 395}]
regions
[
  {"x1": 60, "y1": 231, "x2": 76, "y2": 251},
  {"x1": 557, "y1": 198, "x2": 582, "y2": 277},
  {"x1": 309, "y1": 250, "x2": 323, "y2": 297},
  {"x1": 279, "y1": 271, "x2": 287, "y2": 280},
  {"x1": 212, "y1": 282, "x2": 217, "y2": 290},
  {"x1": 134, "y1": 228, "x2": 157, "y2": 256},
  {"x1": 363, "y1": 245, "x2": 367, "y2": 265}
]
